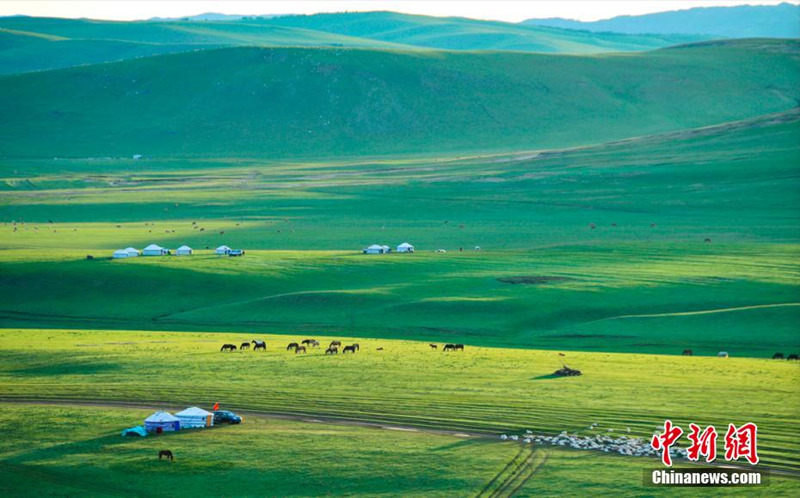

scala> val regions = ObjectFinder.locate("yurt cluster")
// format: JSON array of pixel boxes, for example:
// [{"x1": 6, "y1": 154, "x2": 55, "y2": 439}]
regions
[
  {"x1": 363, "y1": 242, "x2": 414, "y2": 254},
  {"x1": 112, "y1": 244, "x2": 240, "y2": 258},
  {"x1": 121, "y1": 407, "x2": 214, "y2": 436}
]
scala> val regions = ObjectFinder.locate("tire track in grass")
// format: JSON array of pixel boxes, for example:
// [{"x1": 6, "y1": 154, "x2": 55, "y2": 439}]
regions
[
  {"x1": 475, "y1": 446, "x2": 527, "y2": 498},
  {"x1": 507, "y1": 450, "x2": 549, "y2": 497},
  {"x1": 487, "y1": 447, "x2": 536, "y2": 498}
]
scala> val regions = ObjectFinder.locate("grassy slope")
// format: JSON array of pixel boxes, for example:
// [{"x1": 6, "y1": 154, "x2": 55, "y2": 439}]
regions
[
  {"x1": 260, "y1": 11, "x2": 710, "y2": 53},
  {"x1": 1, "y1": 404, "x2": 797, "y2": 496},
  {"x1": 0, "y1": 112, "x2": 798, "y2": 355},
  {"x1": 0, "y1": 329, "x2": 798, "y2": 475},
  {"x1": 0, "y1": 39, "x2": 797, "y2": 159}
]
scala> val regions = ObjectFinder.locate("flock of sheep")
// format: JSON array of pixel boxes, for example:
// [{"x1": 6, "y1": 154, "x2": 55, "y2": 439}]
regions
[{"x1": 501, "y1": 428, "x2": 689, "y2": 460}]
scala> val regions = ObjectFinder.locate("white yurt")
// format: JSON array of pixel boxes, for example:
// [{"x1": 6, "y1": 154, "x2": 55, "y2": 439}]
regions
[
  {"x1": 112, "y1": 249, "x2": 129, "y2": 259},
  {"x1": 215, "y1": 245, "x2": 232, "y2": 255},
  {"x1": 142, "y1": 244, "x2": 167, "y2": 256},
  {"x1": 175, "y1": 407, "x2": 213, "y2": 428},
  {"x1": 176, "y1": 245, "x2": 193, "y2": 256},
  {"x1": 381, "y1": 245, "x2": 391, "y2": 253},
  {"x1": 144, "y1": 411, "x2": 180, "y2": 432},
  {"x1": 124, "y1": 247, "x2": 140, "y2": 257},
  {"x1": 363, "y1": 244, "x2": 385, "y2": 254},
  {"x1": 396, "y1": 242, "x2": 414, "y2": 253}
]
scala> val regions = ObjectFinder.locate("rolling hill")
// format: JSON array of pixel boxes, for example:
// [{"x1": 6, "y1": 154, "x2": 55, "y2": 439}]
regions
[
  {"x1": 0, "y1": 12, "x2": 713, "y2": 74},
  {"x1": 525, "y1": 2, "x2": 800, "y2": 38},
  {"x1": 258, "y1": 11, "x2": 709, "y2": 53},
  {"x1": 0, "y1": 39, "x2": 797, "y2": 159}
]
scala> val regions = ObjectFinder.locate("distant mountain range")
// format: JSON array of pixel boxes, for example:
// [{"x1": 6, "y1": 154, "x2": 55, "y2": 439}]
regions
[{"x1": 524, "y1": 2, "x2": 800, "y2": 39}]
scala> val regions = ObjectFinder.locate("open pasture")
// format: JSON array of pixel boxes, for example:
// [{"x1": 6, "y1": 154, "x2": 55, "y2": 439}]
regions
[
  {"x1": 1, "y1": 328, "x2": 798, "y2": 474},
  {"x1": 1, "y1": 403, "x2": 799, "y2": 497},
  {"x1": 0, "y1": 244, "x2": 798, "y2": 355}
]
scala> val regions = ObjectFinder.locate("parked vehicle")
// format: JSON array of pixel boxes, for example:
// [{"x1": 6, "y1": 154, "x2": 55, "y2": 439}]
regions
[
  {"x1": 213, "y1": 410, "x2": 242, "y2": 424},
  {"x1": 228, "y1": 249, "x2": 245, "y2": 257}
]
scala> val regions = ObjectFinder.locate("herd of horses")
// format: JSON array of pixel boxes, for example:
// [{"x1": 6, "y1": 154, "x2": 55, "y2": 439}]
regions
[
  {"x1": 681, "y1": 349, "x2": 797, "y2": 360},
  {"x1": 430, "y1": 343, "x2": 465, "y2": 351},
  {"x1": 220, "y1": 339, "x2": 361, "y2": 354}
]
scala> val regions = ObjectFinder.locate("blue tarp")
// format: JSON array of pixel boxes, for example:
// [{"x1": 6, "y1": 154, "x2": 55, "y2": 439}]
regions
[{"x1": 121, "y1": 426, "x2": 147, "y2": 437}]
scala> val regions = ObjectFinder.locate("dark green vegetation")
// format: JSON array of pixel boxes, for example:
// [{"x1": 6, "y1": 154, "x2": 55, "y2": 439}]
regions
[
  {"x1": 1, "y1": 330, "x2": 799, "y2": 478},
  {"x1": 1, "y1": 39, "x2": 797, "y2": 159},
  {"x1": 525, "y1": 2, "x2": 800, "y2": 39},
  {"x1": 0, "y1": 12, "x2": 711, "y2": 75},
  {"x1": 1, "y1": 110, "x2": 798, "y2": 355},
  {"x1": 4, "y1": 403, "x2": 797, "y2": 496}
]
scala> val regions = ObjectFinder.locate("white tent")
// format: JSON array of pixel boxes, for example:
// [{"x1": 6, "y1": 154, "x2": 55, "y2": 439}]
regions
[
  {"x1": 124, "y1": 247, "x2": 140, "y2": 257},
  {"x1": 112, "y1": 249, "x2": 129, "y2": 259},
  {"x1": 215, "y1": 245, "x2": 232, "y2": 255},
  {"x1": 142, "y1": 244, "x2": 167, "y2": 256},
  {"x1": 396, "y1": 242, "x2": 414, "y2": 253},
  {"x1": 381, "y1": 245, "x2": 391, "y2": 253},
  {"x1": 144, "y1": 411, "x2": 180, "y2": 432},
  {"x1": 176, "y1": 245, "x2": 193, "y2": 256},
  {"x1": 363, "y1": 244, "x2": 386, "y2": 254},
  {"x1": 175, "y1": 407, "x2": 213, "y2": 428}
]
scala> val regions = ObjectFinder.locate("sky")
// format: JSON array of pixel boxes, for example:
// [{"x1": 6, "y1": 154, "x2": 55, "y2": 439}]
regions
[{"x1": 0, "y1": 0, "x2": 797, "y2": 23}]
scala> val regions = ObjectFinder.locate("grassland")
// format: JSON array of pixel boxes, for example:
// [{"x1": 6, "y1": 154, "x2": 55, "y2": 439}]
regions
[
  {"x1": 2, "y1": 403, "x2": 798, "y2": 497},
  {"x1": 1, "y1": 328, "x2": 798, "y2": 476},
  {"x1": 1, "y1": 39, "x2": 797, "y2": 159},
  {"x1": 1, "y1": 111, "x2": 798, "y2": 355}
]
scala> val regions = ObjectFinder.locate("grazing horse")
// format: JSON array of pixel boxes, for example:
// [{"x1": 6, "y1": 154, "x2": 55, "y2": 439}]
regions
[
  {"x1": 301, "y1": 339, "x2": 314, "y2": 346},
  {"x1": 429, "y1": 344, "x2": 437, "y2": 349},
  {"x1": 287, "y1": 342, "x2": 300, "y2": 351},
  {"x1": 788, "y1": 354, "x2": 799, "y2": 361},
  {"x1": 252, "y1": 340, "x2": 266, "y2": 351},
  {"x1": 773, "y1": 352, "x2": 784, "y2": 359},
  {"x1": 376, "y1": 347, "x2": 384, "y2": 351},
  {"x1": 443, "y1": 344, "x2": 456, "y2": 352},
  {"x1": 310, "y1": 340, "x2": 320, "y2": 348},
  {"x1": 325, "y1": 347, "x2": 338, "y2": 355},
  {"x1": 220, "y1": 344, "x2": 237, "y2": 352},
  {"x1": 351, "y1": 343, "x2": 360, "y2": 351},
  {"x1": 454, "y1": 344, "x2": 464, "y2": 351},
  {"x1": 704, "y1": 238, "x2": 712, "y2": 243},
  {"x1": 682, "y1": 349, "x2": 693, "y2": 356},
  {"x1": 330, "y1": 340, "x2": 342, "y2": 349},
  {"x1": 158, "y1": 450, "x2": 174, "y2": 462},
  {"x1": 343, "y1": 345, "x2": 357, "y2": 354},
  {"x1": 240, "y1": 342, "x2": 250, "y2": 350},
  {"x1": 295, "y1": 346, "x2": 307, "y2": 354}
]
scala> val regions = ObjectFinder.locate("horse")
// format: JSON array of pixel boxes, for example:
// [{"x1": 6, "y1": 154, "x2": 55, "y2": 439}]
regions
[
  {"x1": 310, "y1": 340, "x2": 320, "y2": 348},
  {"x1": 240, "y1": 342, "x2": 250, "y2": 350},
  {"x1": 220, "y1": 344, "x2": 237, "y2": 352},
  {"x1": 788, "y1": 354, "x2": 799, "y2": 361},
  {"x1": 158, "y1": 450, "x2": 174, "y2": 461},
  {"x1": 454, "y1": 344, "x2": 465, "y2": 351},
  {"x1": 330, "y1": 340, "x2": 342, "y2": 348},
  {"x1": 704, "y1": 238, "x2": 712, "y2": 243},
  {"x1": 682, "y1": 349, "x2": 693, "y2": 356},
  {"x1": 773, "y1": 352, "x2": 784, "y2": 359},
  {"x1": 252, "y1": 340, "x2": 266, "y2": 351},
  {"x1": 351, "y1": 343, "x2": 360, "y2": 351},
  {"x1": 295, "y1": 346, "x2": 307, "y2": 354},
  {"x1": 343, "y1": 345, "x2": 357, "y2": 354},
  {"x1": 301, "y1": 339, "x2": 314, "y2": 346},
  {"x1": 429, "y1": 344, "x2": 437, "y2": 349},
  {"x1": 287, "y1": 342, "x2": 300, "y2": 351},
  {"x1": 325, "y1": 347, "x2": 338, "y2": 355},
  {"x1": 376, "y1": 347, "x2": 384, "y2": 351},
  {"x1": 443, "y1": 344, "x2": 455, "y2": 352}
]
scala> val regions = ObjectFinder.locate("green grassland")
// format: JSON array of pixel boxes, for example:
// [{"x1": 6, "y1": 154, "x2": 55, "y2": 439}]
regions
[
  {"x1": 1, "y1": 404, "x2": 798, "y2": 497},
  {"x1": 1, "y1": 40, "x2": 797, "y2": 159},
  {"x1": 1, "y1": 111, "x2": 798, "y2": 355},
  {"x1": 0, "y1": 12, "x2": 713, "y2": 75},
  {"x1": 1, "y1": 329, "x2": 799, "y2": 478}
]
